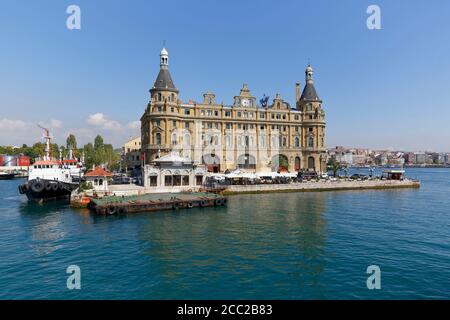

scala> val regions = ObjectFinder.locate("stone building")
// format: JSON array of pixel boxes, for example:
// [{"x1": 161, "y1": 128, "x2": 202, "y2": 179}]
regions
[
  {"x1": 141, "y1": 47, "x2": 327, "y2": 173},
  {"x1": 122, "y1": 136, "x2": 141, "y2": 170}
]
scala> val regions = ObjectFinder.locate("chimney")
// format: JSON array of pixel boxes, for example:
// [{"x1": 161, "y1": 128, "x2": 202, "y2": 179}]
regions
[{"x1": 295, "y1": 81, "x2": 301, "y2": 102}]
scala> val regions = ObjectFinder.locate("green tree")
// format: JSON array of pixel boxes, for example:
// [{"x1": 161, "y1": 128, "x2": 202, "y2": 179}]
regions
[
  {"x1": 66, "y1": 134, "x2": 77, "y2": 150},
  {"x1": 83, "y1": 142, "x2": 95, "y2": 169},
  {"x1": 327, "y1": 158, "x2": 342, "y2": 177},
  {"x1": 94, "y1": 135, "x2": 104, "y2": 151},
  {"x1": 78, "y1": 135, "x2": 120, "y2": 171}
]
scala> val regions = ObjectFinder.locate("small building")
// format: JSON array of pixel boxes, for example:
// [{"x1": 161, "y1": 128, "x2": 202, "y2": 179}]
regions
[
  {"x1": 142, "y1": 152, "x2": 207, "y2": 192},
  {"x1": 382, "y1": 169, "x2": 405, "y2": 180},
  {"x1": 85, "y1": 167, "x2": 113, "y2": 192}
]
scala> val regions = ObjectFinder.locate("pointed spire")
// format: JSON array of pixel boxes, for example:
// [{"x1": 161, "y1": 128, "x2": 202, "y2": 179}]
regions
[
  {"x1": 306, "y1": 64, "x2": 314, "y2": 84},
  {"x1": 151, "y1": 47, "x2": 178, "y2": 92},
  {"x1": 300, "y1": 64, "x2": 320, "y2": 102}
]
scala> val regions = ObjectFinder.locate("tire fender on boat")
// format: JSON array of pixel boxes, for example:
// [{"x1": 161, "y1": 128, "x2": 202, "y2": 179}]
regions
[
  {"x1": 31, "y1": 180, "x2": 45, "y2": 193},
  {"x1": 172, "y1": 202, "x2": 180, "y2": 210},
  {"x1": 215, "y1": 198, "x2": 224, "y2": 206},
  {"x1": 44, "y1": 181, "x2": 53, "y2": 191},
  {"x1": 107, "y1": 206, "x2": 117, "y2": 215},
  {"x1": 117, "y1": 207, "x2": 128, "y2": 214}
]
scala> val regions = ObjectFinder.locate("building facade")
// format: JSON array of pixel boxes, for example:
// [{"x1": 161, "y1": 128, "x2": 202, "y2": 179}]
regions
[
  {"x1": 141, "y1": 48, "x2": 327, "y2": 173},
  {"x1": 122, "y1": 136, "x2": 142, "y2": 170}
]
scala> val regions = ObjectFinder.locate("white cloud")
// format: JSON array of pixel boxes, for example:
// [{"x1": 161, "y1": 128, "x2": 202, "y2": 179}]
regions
[
  {"x1": 127, "y1": 121, "x2": 140, "y2": 130},
  {"x1": 0, "y1": 118, "x2": 30, "y2": 130},
  {"x1": 0, "y1": 115, "x2": 141, "y2": 148},
  {"x1": 103, "y1": 120, "x2": 122, "y2": 130},
  {"x1": 87, "y1": 113, "x2": 122, "y2": 130},
  {"x1": 50, "y1": 119, "x2": 62, "y2": 128},
  {"x1": 87, "y1": 113, "x2": 107, "y2": 126},
  {"x1": 0, "y1": 118, "x2": 42, "y2": 146}
]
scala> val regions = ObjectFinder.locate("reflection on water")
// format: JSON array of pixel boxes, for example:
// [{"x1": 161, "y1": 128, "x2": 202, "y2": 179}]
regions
[
  {"x1": 136, "y1": 192, "x2": 327, "y2": 298},
  {"x1": 18, "y1": 202, "x2": 67, "y2": 256}
]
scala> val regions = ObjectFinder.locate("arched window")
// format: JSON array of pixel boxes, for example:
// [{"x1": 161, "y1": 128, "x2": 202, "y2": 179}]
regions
[
  {"x1": 308, "y1": 156, "x2": 315, "y2": 170},
  {"x1": 260, "y1": 135, "x2": 266, "y2": 148},
  {"x1": 184, "y1": 133, "x2": 191, "y2": 146},
  {"x1": 238, "y1": 154, "x2": 256, "y2": 169},
  {"x1": 171, "y1": 133, "x2": 177, "y2": 145},
  {"x1": 226, "y1": 135, "x2": 231, "y2": 147},
  {"x1": 308, "y1": 137, "x2": 314, "y2": 148},
  {"x1": 282, "y1": 137, "x2": 287, "y2": 147},
  {"x1": 272, "y1": 136, "x2": 278, "y2": 148},
  {"x1": 294, "y1": 137, "x2": 300, "y2": 148},
  {"x1": 295, "y1": 157, "x2": 301, "y2": 171},
  {"x1": 158, "y1": 93, "x2": 162, "y2": 102},
  {"x1": 156, "y1": 133, "x2": 161, "y2": 145}
]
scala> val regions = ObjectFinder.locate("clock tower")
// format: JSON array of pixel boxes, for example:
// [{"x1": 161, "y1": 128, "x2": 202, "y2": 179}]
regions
[{"x1": 233, "y1": 84, "x2": 256, "y2": 108}]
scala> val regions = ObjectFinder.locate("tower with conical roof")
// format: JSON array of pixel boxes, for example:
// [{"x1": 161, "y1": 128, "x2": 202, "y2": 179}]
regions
[
  {"x1": 141, "y1": 47, "x2": 180, "y2": 164},
  {"x1": 297, "y1": 65, "x2": 327, "y2": 172},
  {"x1": 150, "y1": 47, "x2": 178, "y2": 98}
]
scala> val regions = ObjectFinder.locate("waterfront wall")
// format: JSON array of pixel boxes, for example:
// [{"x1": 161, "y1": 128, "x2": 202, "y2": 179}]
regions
[
  {"x1": 78, "y1": 179, "x2": 420, "y2": 198},
  {"x1": 222, "y1": 179, "x2": 420, "y2": 195}
]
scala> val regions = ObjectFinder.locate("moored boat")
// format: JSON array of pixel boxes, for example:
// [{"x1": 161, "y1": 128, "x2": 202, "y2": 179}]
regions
[
  {"x1": 18, "y1": 126, "x2": 83, "y2": 202},
  {"x1": 0, "y1": 172, "x2": 16, "y2": 180}
]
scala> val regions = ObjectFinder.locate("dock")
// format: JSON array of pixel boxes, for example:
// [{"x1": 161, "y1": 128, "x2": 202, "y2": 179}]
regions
[
  {"x1": 222, "y1": 179, "x2": 420, "y2": 195},
  {"x1": 88, "y1": 192, "x2": 227, "y2": 215}
]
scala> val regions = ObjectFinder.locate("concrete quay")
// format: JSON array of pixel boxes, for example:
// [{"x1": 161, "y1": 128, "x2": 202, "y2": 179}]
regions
[
  {"x1": 78, "y1": 179, "x2": 420, "y2": 199},
  {"x1": 222, "y1": 179, "x2": 420, "y2": 195}
]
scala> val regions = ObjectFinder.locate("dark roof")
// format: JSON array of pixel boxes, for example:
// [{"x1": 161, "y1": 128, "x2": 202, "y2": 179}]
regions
[
  {"x1": 152, "y1": 69, "x2": 177, "y2": 91},
  {"x1": 300, "y1": 83, "x2": 320, "y2": 102}
]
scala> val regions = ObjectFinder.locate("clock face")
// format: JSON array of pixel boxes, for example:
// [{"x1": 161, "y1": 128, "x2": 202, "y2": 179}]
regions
[{"x1": 241, "y1": 99, "x2": 249, "y2": 107}]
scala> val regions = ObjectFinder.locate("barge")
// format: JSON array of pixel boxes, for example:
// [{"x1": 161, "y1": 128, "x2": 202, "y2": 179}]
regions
[{"x1": 88, "y1": 192, "x2": 227, "y2": 215}]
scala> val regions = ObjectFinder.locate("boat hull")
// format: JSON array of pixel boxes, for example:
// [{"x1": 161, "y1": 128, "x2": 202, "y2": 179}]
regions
[
  {"x1": 18, "y1": 179, "x2": 79, "y2": 202},
  {"x1": 0, "y1": 173, "x2": 15, "y2": 180}
]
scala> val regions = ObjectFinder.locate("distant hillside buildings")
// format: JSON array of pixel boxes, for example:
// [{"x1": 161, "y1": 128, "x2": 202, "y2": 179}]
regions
[{"x1": 329, "y1": 146, "x2": 450, "y2": 167}]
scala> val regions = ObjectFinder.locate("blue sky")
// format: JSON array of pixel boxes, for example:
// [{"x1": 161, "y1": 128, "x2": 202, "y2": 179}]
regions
[{"x1": 1, "y1": 0, "x2": 449, "y2": 151}]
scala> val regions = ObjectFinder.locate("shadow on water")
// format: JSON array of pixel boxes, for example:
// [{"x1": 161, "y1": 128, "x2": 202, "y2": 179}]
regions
[{"x1": 18, "y1": 201, "x2": 69, "y2": 217}]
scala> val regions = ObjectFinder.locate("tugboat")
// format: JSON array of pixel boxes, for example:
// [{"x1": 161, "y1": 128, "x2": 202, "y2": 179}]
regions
[{"x1": 18, "y1": 126, "x2": 82, "y2": 202}]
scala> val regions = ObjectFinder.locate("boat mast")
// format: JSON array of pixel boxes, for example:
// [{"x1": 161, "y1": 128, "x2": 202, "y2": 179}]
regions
[{"x1": 38, "y1": 125, "x2": 51, "y2": 161}]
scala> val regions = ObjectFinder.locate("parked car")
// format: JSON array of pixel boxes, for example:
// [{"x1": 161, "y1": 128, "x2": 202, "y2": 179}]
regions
[
  {"x1": 350, "y1": 174, "x2": 368, "y2": 181},
  {"x1": 298, "y1": 171, "x2": 318, "y2": 181}
]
